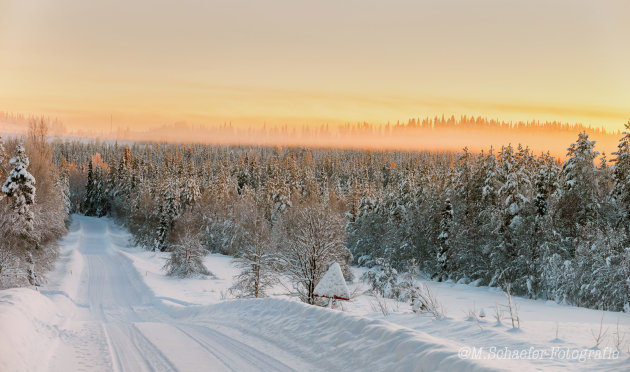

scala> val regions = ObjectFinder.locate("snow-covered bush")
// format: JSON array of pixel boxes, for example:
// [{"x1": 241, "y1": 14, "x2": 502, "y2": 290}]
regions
[
  {"x1": 362, "y1": 260, "x2": 446, "y2": 317},
  {"x1": 362, "y1": 259, "x2": 431, "y2": 309},
  {"x1": 230, "y1": 195, "x2": 277, "y2": 298},
  {"x1": 361, "y1": 259, "x2": 400, "y2": 299},
  {"x1": 231, "y1": 250, "x2": 277, "y2": 298},
  {"x1": 0, "y1": 248, "x2": 24, "y2": 288},
  {"x1": 275, "y1": 201, "x2": 351, "y2": 305},
  {"x1": 410, "y1": 283, "x2": 446, "y2": 319},
  {"x1": 163, "y1": 230, "x2": 211, "y2": 278}
]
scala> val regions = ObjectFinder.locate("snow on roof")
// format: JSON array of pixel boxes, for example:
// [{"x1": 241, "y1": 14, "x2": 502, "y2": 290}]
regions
[{"x1": 313, "y1": 262, "x2": 350, "y2": 300}]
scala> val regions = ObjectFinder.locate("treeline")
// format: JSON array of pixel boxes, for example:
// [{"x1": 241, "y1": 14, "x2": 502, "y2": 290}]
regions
[
  {"x1": 53, "y1": 124, "x2": 630, "y2": 311},
  {"x1": 340, "y1": 115, "x2": 614, "y2": 135},
  {"x1": 0, "y1": 119, "x2": 70, "y2": 288},
  {"x1": 125, "y1": 115, "x2": 618, "y2": 139}
]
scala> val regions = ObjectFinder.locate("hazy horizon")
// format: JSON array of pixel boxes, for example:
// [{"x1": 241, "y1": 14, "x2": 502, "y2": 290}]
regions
[
  {"x1": 1, "y1": 0, "x2": 629, "y2": 140},
  {"x1": 1, "y1": 111, "x2": 624, "y2": 160}
]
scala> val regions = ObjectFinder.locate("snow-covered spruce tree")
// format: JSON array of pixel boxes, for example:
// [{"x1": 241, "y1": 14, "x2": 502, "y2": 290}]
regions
[
  {"x1": 470, "y1": 148, "x2": 501, "y2": 282},
  {"x1": 597, "y1": 152, "x2": 613, "y2": 199},
  {"x1": 0, "y1": 136, "x2": 7, "y2": 184},
  {"x1": 571, "y1": 224, "x2": 630, "y2": 311},
  {"x1": 449, "y1": 148, "x2": 487, "y2": 281},
  {"x1": 274, "y1": 200, "x2": 352, "y2": 305},
  {"x1": 612, "y1": 121, "x2": 630, "y2": 226},
  {"x1": 556, "y1": 132, "x2": 600, "y2": 240},
  {"x1": 163, "y1": 228, "x2": 211, "y2": 278},
  {"x1": 380, "y1": 172, "x2": 420, "y2": 266},
  {"x1": 230, "y1": 193, "x2": 277, "y2": 298},
  {"x1": 93, "y1": 163, "x2": 110, "y2": 216},
  {"x1": 435, "y1": 198, "x2": 453, "y2": 281},
  {"x1": 155, "y1": 178, "x2": 181, "y2": 251},
  {"x1": 407, "y1": 165, "x2": 449, "y2": 273},
  {"x1": 2, "y1": 144, "x2": 36, "y2": 238},
  {"x1": 267, "y1": 165, "x2": 292, "y2": 223},
  {"x1": 494, "y1": 144, "x2": 534, "y2": 292},
  {"x1": 82, "y1": 159, "x2": 96, "y2": 215},
  {"x1": 533, "y1": 152, "x2": 559, "y2": 218},
  {"x1": 529, "y1": 152, "x2": 560, "y2": 297},
  {"x1": 347, "y1": 193, "x2": 387, "y2": 267},
  {"x1": 82, "y1": 157, "x2": 109, "y2": 217},
  {"x1": 108, "y1": 148, "x2": 127, "y2": 209},
  {"x1": 480, "y1": 147, "x2": 499, "y2": 207},
  {"x1": 542, "y1": 133, "x2": 602, "y2": 302},
  {"x1": 179, "y1": 171, "x2": 200, "y2": 209},
  {"x1": 56, "y1": 156, "x2": 72, "y2": 215}
]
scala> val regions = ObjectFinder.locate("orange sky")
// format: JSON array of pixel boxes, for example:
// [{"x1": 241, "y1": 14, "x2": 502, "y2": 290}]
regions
[{"x1": 1, "y1": 0, "x2": 629, "y2": 135}]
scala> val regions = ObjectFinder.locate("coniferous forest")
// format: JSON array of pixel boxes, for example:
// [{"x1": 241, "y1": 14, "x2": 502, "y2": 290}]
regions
[
  {"x1": 1, "y1": 119, "x2": 629, "y2": 311},
  {"x1": 7, "y1": 122, "x2": 620, "y2": 311}
]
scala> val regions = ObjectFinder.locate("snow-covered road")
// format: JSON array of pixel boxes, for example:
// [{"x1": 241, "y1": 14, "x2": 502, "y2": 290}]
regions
[
  {"x1": 13, "y1": 215, "x2": 625, "y2": 371},
  {"x1": 43, "y1": 216, "x2": 300, "y2": 372},
  {"x1": 27, "y1": 216, "x2": 491, "y2": 372}
]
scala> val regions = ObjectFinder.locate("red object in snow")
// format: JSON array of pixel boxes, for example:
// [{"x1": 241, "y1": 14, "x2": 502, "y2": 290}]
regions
[
  {"x1": 314, "y1": 294, "x2": 349, "y2": 301},
  {"x1": 313, "y1": 262, "x2": 350, "y2": 301}
]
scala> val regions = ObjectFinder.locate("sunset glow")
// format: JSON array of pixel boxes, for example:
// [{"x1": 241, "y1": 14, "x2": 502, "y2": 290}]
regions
[
  {"x1": 1, "y1": 0, "x2": 629, "y2": 141},
  {"x1": 3, "y1": 2, "x2": 630, "y2": 368}
]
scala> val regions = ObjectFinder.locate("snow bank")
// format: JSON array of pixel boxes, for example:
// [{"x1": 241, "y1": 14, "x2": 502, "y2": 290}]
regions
[
  {"x1": 189, "y1": 298, "x2": 501, "y2": 372},
  {"x1": 0, "y1": 289, "x2": 60, "y2": 372},
  {"x1": 44, "y1": 234, "x2": 84, "y2": 303}
]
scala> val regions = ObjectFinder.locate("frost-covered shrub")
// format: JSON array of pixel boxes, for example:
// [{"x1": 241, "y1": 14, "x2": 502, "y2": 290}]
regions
[
  {"x1": 0, "y1": 248, "x2": 25, "y2": 288},
  {"x1": 163, "y1": 231, "x2": 211, "y2": 278},
  {"x1": 572, "y1": 226, "x2": 630, "y2": 311},
  {"x1": 362, "y1": 259, "x2": 437, "y2": 315},
  {"x1": 540, "y1": 224, "x2": 630, "y2": 312},
  {"x1": 396, "y1": 260, "x2": 421, "y2": 302},
  {"x1": 542, "y1": 253, "x2": 577, "y2": 305},
  {"x1": 229, "y1": 196, "x2": 277, "y2": 298},
  {"x1": 230, "y1": 250, "x2": 277, "y2": 298},
  {"x1": 410, "y1": 283, "x2": 446, "y2": 319},
  {"x1": 204, "y1": 218, "x2": 242, "y2": 255},
  {"x1": 274, "y1": 202, "x2": 351, "y2": 305},
  {"x1": 361, "y1": 259, "x2": 400, "y2": 299}
]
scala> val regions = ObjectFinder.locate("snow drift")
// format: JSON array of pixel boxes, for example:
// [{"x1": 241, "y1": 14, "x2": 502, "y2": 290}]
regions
[
  {"x1": 0, "y1": 289, "x2": 60, "y2": 372},
  {"x1": 188, "y1": 298, "x2": 501, "y2": 372}
]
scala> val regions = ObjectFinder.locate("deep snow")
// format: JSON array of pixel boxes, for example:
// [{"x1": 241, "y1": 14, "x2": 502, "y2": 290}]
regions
[{"x1": 0, "y1": 215, "x2": 629, "y2": 371}]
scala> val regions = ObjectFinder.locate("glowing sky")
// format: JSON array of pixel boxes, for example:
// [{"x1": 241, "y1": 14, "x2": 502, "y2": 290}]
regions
[{"x1": 1, "y1": 0, "x2": 629, "y2": 132}]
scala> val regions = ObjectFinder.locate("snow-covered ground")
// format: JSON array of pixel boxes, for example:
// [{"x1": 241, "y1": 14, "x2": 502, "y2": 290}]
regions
[{"x1": 0, "y1": 215, "x2": 629, "y2": 371}]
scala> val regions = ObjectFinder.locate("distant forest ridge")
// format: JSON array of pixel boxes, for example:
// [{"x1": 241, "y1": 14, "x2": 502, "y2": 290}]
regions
[{"x1": 1, "y1": 110, "x2": 626, "y2": 157}]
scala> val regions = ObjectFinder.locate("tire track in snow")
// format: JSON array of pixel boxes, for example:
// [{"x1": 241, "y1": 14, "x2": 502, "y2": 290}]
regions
[
  {"x1": 175, "y1": 324, "x2": 297, "y2": 372},
  {"x1": 106, "y1": 323, "x2": 177, "y2": 372},
  {"x1": 171, "y1": 325, "x2": 238, "y2": 372},
  {"x1": 44, "y1": 216, "x2": 314, "y2": 372}
]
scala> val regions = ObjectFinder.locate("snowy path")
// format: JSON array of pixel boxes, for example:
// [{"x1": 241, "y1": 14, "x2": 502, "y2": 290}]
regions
[
  {"x1": 43, "y1": 216, "x2": 303, "y2": 372},
  {"x1": 11, "y1": 215, "x2": 624, "y2": 371}
]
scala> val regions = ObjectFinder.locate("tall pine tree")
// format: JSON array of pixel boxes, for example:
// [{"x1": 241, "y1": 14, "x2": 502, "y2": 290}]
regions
[{"x1": 2, "y1": 144, "x2": 37, "y2": 237}]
